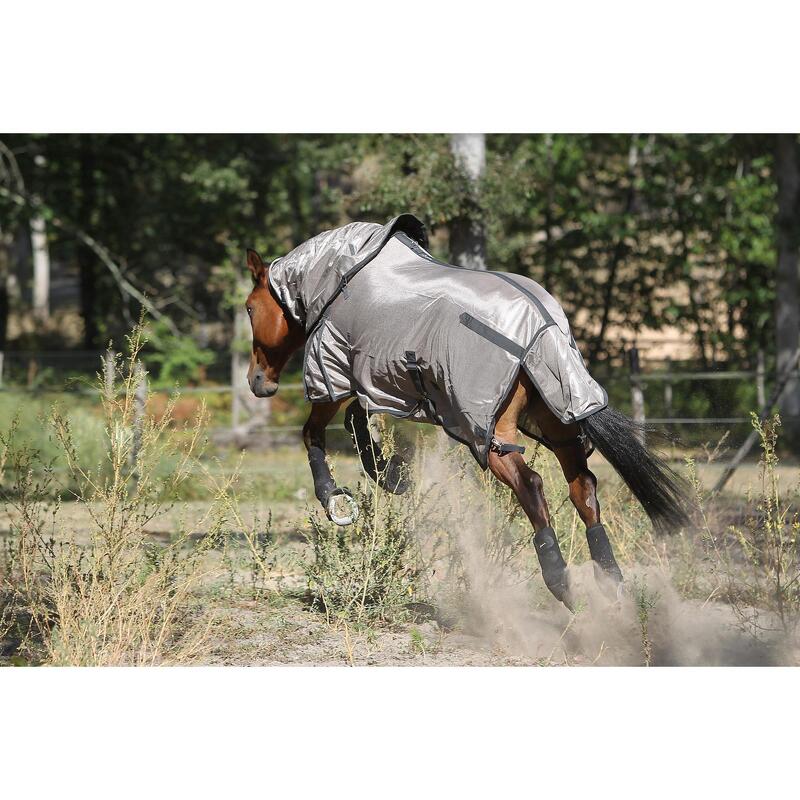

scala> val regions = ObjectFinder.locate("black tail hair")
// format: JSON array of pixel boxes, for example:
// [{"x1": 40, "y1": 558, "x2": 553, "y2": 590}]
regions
[{"x1": 582, "y1": 405, "x2": 692, "y2": 535}]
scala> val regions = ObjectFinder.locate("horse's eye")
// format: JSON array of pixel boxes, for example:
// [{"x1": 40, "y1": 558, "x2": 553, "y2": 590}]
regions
[{"x1": 246, "y1": 306, "x2": 253, "y2": 317}]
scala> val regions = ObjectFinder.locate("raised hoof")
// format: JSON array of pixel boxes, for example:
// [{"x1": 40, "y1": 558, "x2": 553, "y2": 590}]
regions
[{"x1": 326, "y1": 489, "x2": 359, "y2": 526}]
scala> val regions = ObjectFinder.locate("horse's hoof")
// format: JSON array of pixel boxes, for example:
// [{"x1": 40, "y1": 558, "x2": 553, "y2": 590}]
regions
[
  {"x1": 550, "y1": 574, "x2": 576, "y2": 613},
  {"x1": 326, "y1": 490, "x2": 359, "y2": 526},
  {"x1": 592, "y1": 562, "x2": 625, "y2": 603},
  {"x1": 586, "y1": 523, "x2": 625, "y2": 601}
]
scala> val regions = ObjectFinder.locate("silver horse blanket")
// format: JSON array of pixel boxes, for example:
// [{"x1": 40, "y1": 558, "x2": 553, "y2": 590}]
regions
[{"x1": 269, "y1": 214, "x2": 607, "y2": 467}]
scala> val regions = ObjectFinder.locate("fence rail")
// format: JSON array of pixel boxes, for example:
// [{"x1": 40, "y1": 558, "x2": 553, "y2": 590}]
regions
[{"x1": 1, "y1": 347, "x2": 795, "y2": 442}]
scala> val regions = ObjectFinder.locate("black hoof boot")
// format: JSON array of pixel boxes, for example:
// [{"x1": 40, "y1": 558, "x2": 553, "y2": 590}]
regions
[
  {"x1": 344, "y1": 400, "x2": 409, "y2": 495},
  {"x1": 534, "y1": 526, "x2": 574, "y2": 611},
  {"x1": 586, "y1": 523, "x2": 624, "y2": 597},
  {"x1": 382, "y1": 456, "x2": 410, "y2": 495}
]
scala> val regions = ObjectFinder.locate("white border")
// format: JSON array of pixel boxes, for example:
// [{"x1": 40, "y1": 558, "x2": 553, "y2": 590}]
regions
[
  {"x1": 2, "y1": 2, "x2": 799, "y2": 793},
  {"x1": 3, "y1": 667, "x2": 798, "y2": 797},
  {"x1": 2, "y1": 1, "x2": 800, "y2": 132}
]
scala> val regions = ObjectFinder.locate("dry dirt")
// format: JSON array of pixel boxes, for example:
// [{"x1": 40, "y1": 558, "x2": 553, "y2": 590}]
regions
[{"x1": 3, "y1": 446, "x2": 797, "y2": 666}]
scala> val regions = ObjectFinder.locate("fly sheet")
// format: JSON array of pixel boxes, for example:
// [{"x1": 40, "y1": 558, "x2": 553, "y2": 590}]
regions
[{"x1": 269, "y1": 214, "x2": 608, "y2": 467}]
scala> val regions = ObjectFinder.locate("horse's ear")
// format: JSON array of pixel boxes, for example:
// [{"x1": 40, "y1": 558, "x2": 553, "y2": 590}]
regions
[{"x1": 246, "y1": 249, "x2": 266, "y2": 282}]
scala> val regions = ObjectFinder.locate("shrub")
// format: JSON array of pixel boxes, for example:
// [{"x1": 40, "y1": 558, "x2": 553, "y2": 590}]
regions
[
  {"x1": 717, "y1": 414, "x2": 800, "y2": 637},
  {"x1": 0, "y1": 325, "x2": 231, "y2": 665},
  {"x1": 302, "y1": 424, "x2": 424, "y2": 626}
]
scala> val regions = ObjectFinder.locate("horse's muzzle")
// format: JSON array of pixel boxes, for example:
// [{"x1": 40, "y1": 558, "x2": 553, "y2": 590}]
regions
[{"x1": 249, "y1": 368, "x2": 278, "y2": 398}]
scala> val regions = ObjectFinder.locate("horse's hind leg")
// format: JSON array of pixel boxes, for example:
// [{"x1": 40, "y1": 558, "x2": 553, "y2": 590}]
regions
[
  {"x1": 488, "y1": 377, "x2": 573, "y2": 610},
  {"x1": 531, "y1": 398, "x2": 624, "y2": 591}
]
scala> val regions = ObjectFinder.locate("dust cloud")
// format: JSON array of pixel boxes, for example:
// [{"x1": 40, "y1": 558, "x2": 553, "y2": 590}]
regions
[{"x1": 410, "y1": 438, "x2": 790, "y2": 666}]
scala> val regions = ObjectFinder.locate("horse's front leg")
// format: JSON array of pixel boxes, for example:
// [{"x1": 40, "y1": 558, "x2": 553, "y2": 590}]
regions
[{"x1": 303, "y1": 400, "x2": 358, "y2": 525}]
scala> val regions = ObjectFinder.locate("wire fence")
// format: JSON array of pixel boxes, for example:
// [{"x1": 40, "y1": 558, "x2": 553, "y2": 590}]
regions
[{"x1": 1, "y1": 347, "x2": 796, "y2": 452}]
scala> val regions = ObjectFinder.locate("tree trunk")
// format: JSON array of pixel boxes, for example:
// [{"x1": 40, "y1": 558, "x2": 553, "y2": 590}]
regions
[
  {"x1": 0, "y1": 224, "x2": 11, "y2": 350},
  {"x1": 589, "y1": 136, "x2": 639, "y2": 366},
  {"x1": 449, "y1": 134, "x2": 487, "y2": 270},
  {"x1": 30, "y1": 213, "x2": 50, "y2": 322},
  {"x1": 774, "y1": 134, "x2": 800, "y2": 449},
  {"x1": 77, "y1": 137, "x2": 98, "y2": 348}
]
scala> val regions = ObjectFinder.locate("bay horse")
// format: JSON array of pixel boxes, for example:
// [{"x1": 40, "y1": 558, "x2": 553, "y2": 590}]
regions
[{"x1": 244, "y1": 234, "x2": 690, "y2": 610}]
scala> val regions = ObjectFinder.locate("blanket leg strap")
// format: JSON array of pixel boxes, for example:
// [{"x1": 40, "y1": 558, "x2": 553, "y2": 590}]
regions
[
  {"x1": 404, "y1": 351, "x2": 438, "y2": 422},
  {"x1": 489, "y1": 436, "x2": 526, "y2": 456}
]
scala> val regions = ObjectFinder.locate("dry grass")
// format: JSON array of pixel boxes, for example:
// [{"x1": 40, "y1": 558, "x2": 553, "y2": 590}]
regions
[
  {"x1": 0, "y1": 326, "x2": 232, "y2": 665},
  {"x1": 2, "y1": 326, "x2": 798, "y2": 665}
]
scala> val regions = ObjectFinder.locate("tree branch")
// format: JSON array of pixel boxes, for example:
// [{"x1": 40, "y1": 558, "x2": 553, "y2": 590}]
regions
[{"x1": 0, "y1": 183, "x2": 179, "y2": 335}]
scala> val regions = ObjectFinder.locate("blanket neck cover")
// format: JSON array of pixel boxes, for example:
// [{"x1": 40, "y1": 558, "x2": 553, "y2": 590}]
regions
[{"x1": 269, "y1": 214, "x2": 608, "y2": 468}]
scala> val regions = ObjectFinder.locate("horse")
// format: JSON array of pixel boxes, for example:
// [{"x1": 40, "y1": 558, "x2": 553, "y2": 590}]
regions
[{"x1": 244, "y1": 217, "x2": 691, "y2": 609}]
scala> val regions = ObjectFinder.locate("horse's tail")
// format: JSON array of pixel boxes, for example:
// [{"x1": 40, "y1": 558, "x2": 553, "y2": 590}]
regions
[{"x1": 581, "y1": 405, "x2": 693, "y2": 535}]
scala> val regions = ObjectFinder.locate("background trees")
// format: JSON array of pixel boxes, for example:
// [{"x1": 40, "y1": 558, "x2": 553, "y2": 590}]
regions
[{"x1": 0, "y1": 132, "x2": 797, "y2": 444}]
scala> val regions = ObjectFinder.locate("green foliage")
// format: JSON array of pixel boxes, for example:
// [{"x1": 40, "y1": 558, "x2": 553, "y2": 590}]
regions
[
  {"x1": 0, "y1": 326, "x2": 230, "y2": 665},
  {"x1": 144, "y1": 320, "x2": 215, "y2": 386},
  {"x1": 0, "y1": 132, "x2": 790, "y2": 379}
]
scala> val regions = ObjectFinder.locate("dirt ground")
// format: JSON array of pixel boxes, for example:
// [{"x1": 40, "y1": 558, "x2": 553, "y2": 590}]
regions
[{"x1": 2, "y1": 445, "x2": 797, "y2": 667}]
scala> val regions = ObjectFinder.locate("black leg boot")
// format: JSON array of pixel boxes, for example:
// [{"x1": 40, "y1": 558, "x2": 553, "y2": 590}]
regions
[
  {"x1": 534, "y1": 526, "x2": 574, "y2": 611},
  {"x1": 586, "y1": 523, "x2": 624, "y2": 589},
  {"x1": 344, "y1": 400, "x2": 409, "y2": 494}
]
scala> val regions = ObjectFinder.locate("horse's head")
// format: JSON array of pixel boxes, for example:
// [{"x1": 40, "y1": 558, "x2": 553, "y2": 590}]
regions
[{"x1": 245, "y1": 249, "x2": 304, "y2": 398}]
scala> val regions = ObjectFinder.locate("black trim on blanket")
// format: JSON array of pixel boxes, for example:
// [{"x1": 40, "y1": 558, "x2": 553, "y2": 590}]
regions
[
  {"x1": 394, "y1": 231, "x2": 556, "y2": 329},
  {"x1": 305, "y1": 215, "x2": 428, "y2": 338},
  {"x1": 490, "y1": 272, "x2": 554, "y2": 326},
  {"x1": 458, "y1": 313, "x2": 525, "y2": 359}
]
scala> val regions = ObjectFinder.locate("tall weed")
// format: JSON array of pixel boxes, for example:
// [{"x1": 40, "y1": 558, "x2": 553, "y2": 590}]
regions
[{"x1": 0, "y1": 325, "x2": 231, "y2": 665}]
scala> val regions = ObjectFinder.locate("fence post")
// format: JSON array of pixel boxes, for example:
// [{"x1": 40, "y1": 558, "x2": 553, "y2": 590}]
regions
[
  {"x1": 130, "y1": 361, "x2": 148, "y2": 479},
  {"x1": 231, "y1": 303, "x2": 248, "y2": 434},
  {"x1": 103, "y1": 349, "x2": 116, "y2": 399},
  {"x1": 0, "y1": 351, "x2": 4, "y2": 389},
  {"x1": 629, "y1": 346, "x2": 645, "y2": 444},
  {"x1": 756, "y1": 348, "x2": 766, "y2": 409},
  {"x1": 663, "y1": 356, "x2": 673, "y2": 418}
]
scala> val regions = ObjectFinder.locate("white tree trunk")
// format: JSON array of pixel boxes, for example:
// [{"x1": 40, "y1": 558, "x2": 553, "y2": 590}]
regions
[
  {"x1": 449, "y1": 134, "x2": 487, "y2": 270},
  {"x1": 30, "y1": 213, "x2": 50, "y2": 322},
  {"x1": 774, "y1": 134, "x2": 800, "y2": 448}
]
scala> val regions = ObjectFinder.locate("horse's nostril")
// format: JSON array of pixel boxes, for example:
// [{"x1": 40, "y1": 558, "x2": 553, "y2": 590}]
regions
[{"x1": 249, "y1": 370, "x2": 277, "y2": 397}]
